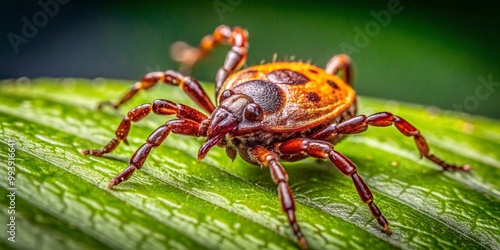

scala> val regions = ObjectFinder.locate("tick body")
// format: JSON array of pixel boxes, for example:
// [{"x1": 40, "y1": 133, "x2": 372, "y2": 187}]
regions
[{"x1": 82, "y1": 25, "x2": 470, "y2": 249}]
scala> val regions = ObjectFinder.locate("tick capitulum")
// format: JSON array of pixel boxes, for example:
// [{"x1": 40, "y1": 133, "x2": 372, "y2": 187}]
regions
[{"x1": 82, "y1": 25, "x2": 470, "y2": 249}]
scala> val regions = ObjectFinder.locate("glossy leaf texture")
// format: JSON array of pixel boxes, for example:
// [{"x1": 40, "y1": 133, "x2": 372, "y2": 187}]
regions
[{"x1": 0, "y1": 78, "x2": 499, "y2": 250}]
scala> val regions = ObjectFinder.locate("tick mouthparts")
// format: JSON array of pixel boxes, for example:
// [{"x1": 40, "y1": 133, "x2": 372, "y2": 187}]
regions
[
  {"x1": 198, "y1": 133, "x2": 225, "y2": 161},
  {"x1": 207, "y1": 112, "x2": 238, "y2": 138}
]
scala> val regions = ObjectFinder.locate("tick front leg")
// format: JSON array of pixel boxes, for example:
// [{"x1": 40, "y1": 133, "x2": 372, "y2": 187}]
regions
[
  {"x1": 170, "y1": 25, "x2": 249, "y2": 97},
  {"x1": 249, "y1": 146, "x2": 308, "y2": 250},
  {"x1": 82, "y1": 99, "x2": 207, "y2": 156},
  {"x1": 325, "y1": 54, "x2": 353, "y2": 85},
  {"x1": 277, "y1": 139, "x2": 390, "y2": 233},
  {"x1": 311, "y1": 112, "x2": 471, "y2": 171},
  {"x1": 108, "y1": 118, "x2": 203, "y2": 188},
  {"x1": 99, "y1": 70, "x2": 215, "y2": 113}
]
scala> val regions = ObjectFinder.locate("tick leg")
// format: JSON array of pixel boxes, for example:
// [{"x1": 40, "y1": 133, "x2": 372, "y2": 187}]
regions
[
  {"x1": 170, "y1": 25, "x2": 249, "y2": 98},
  {"x1": 311, "y1": 112, "x2": 471, "y2": 171},
  {"x1": 108, "y1": 118, "x2": 203, "y2": 188},
  {"x1": 99, "y1": 70, "x2": 215, "y2": 113},
  {"x1": 277, "y1": 138, "x2": 390, "y2": 233},
  {"x1": 82, "y1": 99, "x2": 207, "y2": 156},
  {"x1": 249, "y1": 146, "x2": 308, "y2": 250},
  {"x1": 325, "y1": 54, "x2": 353, "y2": 85}
]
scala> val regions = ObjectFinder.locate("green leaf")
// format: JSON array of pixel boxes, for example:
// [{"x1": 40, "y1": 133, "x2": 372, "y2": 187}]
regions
[{"x1": 1, "y1": 78, "x2": 499, "y2": 249}]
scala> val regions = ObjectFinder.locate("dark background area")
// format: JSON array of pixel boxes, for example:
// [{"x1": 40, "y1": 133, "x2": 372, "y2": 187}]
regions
[{"x1": 1, "y1": 0, "x2": 499, "y2": 118}]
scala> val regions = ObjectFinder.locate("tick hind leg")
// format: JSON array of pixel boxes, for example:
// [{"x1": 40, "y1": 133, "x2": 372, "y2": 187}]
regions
[
  {"x1": 311, "y1": 112, "x2": 471, "y2": 171},
  {"x1": 277, "y1": 139, "x2": 390, "y2": 233},
  {"x1": 325, "y1": 54, "x2": 353, "y2": 85},
  {"x1": 170, "y1": 25, "x2": 249, "y2": 97},
  {"x1": 98, "y1": 70, "x2": 215, "y2": 113},
  {"x1": 249, "y1": 146, "x2": 308, "y2": 250},
  {"x1": 82, "y1": 100, "x2": 208, "y2": 188}
]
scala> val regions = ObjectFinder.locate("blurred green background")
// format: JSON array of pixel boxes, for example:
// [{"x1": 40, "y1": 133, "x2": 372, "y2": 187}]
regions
[{"x1": 1, "y1": 0, "x2": 499, "y2": 118}]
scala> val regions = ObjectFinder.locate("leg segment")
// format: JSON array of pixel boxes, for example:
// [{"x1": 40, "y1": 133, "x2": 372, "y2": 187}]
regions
[
  {"x1": 277, "y1": 138, "x2": 390, "y2": 232},
  {"x1": 311, "y1": 112, "x2": 471, "y2": 171},
  {"x1": 249, "y1": 146, "x2": 308, "y2": 250},
  {"x1": 170, "y1": 25, "x2": 249, "y2": 97},
  {"x1": 325, "y1": 54, "x2": 353, "y2": 85},
  {"x1": 82, "y1": 99, "x2": 207, "y2": 156},
  {"x1": 108, "y1": 118, "x2": 202, "y2": 188},
  {"x1": 99, "y1": 70, "x2": 215, "y2": 113}
]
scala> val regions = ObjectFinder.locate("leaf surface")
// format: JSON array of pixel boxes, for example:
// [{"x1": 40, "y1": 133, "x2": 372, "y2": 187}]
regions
[{"x1": 0, "y1": 78, "x2": 499, "y2": 249}]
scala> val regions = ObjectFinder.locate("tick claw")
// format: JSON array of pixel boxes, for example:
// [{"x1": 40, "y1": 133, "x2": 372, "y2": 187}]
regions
[
  {"x1": 384, "y1": 225, "x2": 392, "y2": 235},
  {"x1": 462, "y1": 164, "x2": 472, "y2": 171},
  {"x1": 97, "y1": 101, "x2": 118, "y2": 110},
  {"x1": 298, "y1": 237, "x2": 309, "y2": 250},
  {"x1": 108, "y1": 179, "x2": 118, "y2": 189}
]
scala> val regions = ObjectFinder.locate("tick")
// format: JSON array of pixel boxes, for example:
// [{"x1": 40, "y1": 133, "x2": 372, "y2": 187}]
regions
[{"x1": 82, "y1": 25, "x2": 470, "y2": 249}]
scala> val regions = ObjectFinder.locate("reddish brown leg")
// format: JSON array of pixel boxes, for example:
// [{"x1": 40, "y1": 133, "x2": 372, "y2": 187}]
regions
[
  {"x1": 170, "y1": 25, "x2": 249, "y2": 98},
  {"x1": 249, "y1": 146, "x2": 308, "y2": 250},
  {"x1": 107, "y1": 118, "x2": 203, "y2": 188},
  {"x1": 82, "y1": 99, "x2": 207, "y2": 156},
  {"x1": 311, "y1": 112, "x2": 471, "y2": 171},
  {"x1": 99, "y1": 70, "x2": 215, "y2": 113},
  {"x1": 325, "y1": 54, "x2": 353, "y2": 85},
  {"x1": 277, "y1": 138, "x2": 390, "y2": 233}
]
